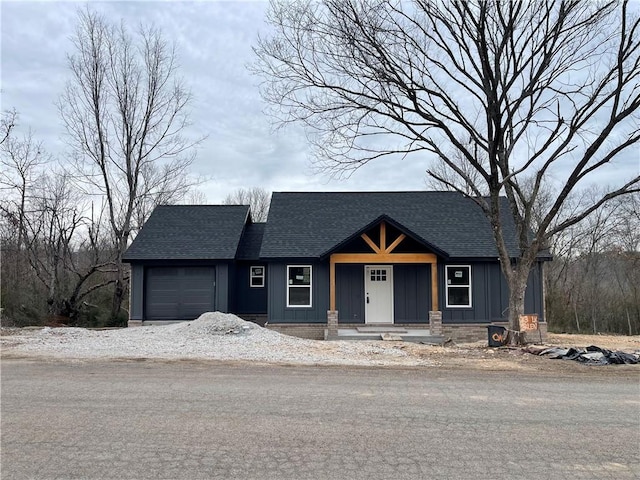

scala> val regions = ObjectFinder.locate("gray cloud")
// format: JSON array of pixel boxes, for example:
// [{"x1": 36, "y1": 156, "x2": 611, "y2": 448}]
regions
[{"x1": 2, "y1": 1, "x2": 635, "y2": 205}]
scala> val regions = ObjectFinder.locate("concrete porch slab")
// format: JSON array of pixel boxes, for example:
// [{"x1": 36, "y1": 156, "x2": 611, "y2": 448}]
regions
[
  {"x1": 334, "y1": 327, "x2": 445, "y2": 344},
  {"x1": 356, "y1": 326, "x2": 408, "y2": 333}
]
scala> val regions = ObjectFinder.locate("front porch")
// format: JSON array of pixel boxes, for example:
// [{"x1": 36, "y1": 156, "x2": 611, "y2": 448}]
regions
[{"x1": 329, "y1": 220, "x2": 440, "y2": 318}]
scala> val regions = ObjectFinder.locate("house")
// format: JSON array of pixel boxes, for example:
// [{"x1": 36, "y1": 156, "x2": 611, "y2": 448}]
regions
[{"x1": 123, "y1": 191, "x2": 550, "y2": 341}]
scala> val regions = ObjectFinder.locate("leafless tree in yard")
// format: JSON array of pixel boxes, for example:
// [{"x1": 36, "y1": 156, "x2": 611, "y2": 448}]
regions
[
  {"x1": 425, "y1": 144, "x2": 488, "y2": 196},
  {"x1": 1, "y1": 147, "x2": 105, "y2": 324},
  {"x1": 609, "y1": 194, "x2": 640, "y2": 335},
  {"x1": 223, "y1": 187, "x2": 271, "y2": 222},
  {"x1": 0, "y1": 122, "x2": 48, "y2": 300},
  {"x1": 254, "y1": 0, "x2": 640, "y2": 341},
  {"x1": 59, "y1": 8, "x2": 202, "y2": 321},
  {"x1": 1, "y1": 132, "x2": 117, "y2": 322}
]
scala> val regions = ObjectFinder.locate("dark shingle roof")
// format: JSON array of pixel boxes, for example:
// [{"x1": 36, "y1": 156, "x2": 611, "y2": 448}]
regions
[
  {"x1": 236, "y1": 223, "x2": 266, "y2": 260},
  {"x1": 123, "y1": 205, "x2": 249, "y2": 261},
  {"x1": 260, "y1": 191, "x2": 520, "y2": 259}
]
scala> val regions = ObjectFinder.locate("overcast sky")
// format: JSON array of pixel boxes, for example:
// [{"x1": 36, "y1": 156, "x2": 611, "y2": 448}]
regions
[
  {"x1": 2, "y1": 1, "x2": 638, "y2": 204},
  {"x1": 1, "y1": 0, "x2": 432, "y2": 204}
]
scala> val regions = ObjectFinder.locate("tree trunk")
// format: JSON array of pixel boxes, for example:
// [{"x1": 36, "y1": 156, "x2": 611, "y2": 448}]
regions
[
  {"x1": 109, "y1": 241, "x2": 128, "y2": 322},
  {"x1": 110, "y1": 263, "x2": 125, "y2": 321},
  {"x1": 507, "y1": 268, "x2": 530, "y2": 345}
]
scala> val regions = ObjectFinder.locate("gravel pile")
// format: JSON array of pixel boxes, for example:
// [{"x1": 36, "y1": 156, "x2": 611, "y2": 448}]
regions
[{"x1": 1, "y1": 312, "x2": 434, "y2": 367}]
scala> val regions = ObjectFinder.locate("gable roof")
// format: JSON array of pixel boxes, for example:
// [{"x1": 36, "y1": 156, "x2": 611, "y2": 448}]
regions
[
  {"x1": 260, "y1": 191, "x2": 520, "y2": 259},
  {"x1": 123, "y1": 205, "x2": 250, "y2": 261}
]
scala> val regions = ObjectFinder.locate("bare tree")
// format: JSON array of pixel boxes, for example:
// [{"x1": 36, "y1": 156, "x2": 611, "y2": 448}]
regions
[
  {"x1": 1, "y1": 108, "x2": 17, "y2": 146},
  {"x1": 609, "y1": 193, "x2": 640, "y2": 335},
  {"x1": 540, "y1": 189, "x2": 640, "y2": 335},
  {"x1": 0, "y1": 122, "x2": 48, "y2": 297},
  {"x1": 223, "y1": 187, "x2": 271, "y2": 222},
  {"x1": 254, "y1": 0, "x2": 640, "y2": 341},
  {"x1": 1, "y1": 129, "x2": 115, "y2": 323},
  {"x1": 59, "y1": 8, "x2": 201, "y2": 321},
  {"x1": 184, "y1": 189, "x2": 208, "y2": 205}
]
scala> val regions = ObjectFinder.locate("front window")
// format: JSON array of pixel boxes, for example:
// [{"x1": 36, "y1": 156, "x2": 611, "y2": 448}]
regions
[
  {"x1": 446, "y1": 265, "x2": 472, "y2": 307},
  {"x1": 287, "y1": 265, "x2": 312, "y2": 307},
  {"x1": 250, "y1": 266, "x2": 265, "y2": 288}
]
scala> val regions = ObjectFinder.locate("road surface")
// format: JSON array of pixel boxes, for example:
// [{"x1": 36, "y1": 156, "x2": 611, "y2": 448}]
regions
[{"x1": 1, "y1": 359, "x2": 638, "y2": 479}]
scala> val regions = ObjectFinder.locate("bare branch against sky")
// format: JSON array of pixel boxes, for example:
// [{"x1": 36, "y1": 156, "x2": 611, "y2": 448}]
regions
[{"x1": 5, "y1": 1, "x2": 635, "y2": 202}]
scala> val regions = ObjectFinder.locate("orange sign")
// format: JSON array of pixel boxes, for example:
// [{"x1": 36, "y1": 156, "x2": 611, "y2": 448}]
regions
[{"x1": 520, "y1": 314, "x2": 539, "y2": 332}]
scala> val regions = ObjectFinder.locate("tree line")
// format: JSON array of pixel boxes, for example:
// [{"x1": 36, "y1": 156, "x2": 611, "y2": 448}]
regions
[
  {"x1": 545, "y1": 193, "x2": 640, "y2": 335},
  {"x1": 1, "y1": 9, "x2": 199, "y2": 327}
]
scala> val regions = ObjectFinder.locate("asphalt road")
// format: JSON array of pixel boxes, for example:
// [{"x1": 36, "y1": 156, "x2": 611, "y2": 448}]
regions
[{"x1": 1, "y1": 359, "x2": 638, "y2": 480}]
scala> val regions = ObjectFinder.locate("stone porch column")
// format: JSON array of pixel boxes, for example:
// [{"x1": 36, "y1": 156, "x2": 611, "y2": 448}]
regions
[
  {"x1": 429, "y1": 311, "x2": 442, "y2": 336},
  {"x1": 326, "y1": 310, "x2": 339, "y2": 340}
]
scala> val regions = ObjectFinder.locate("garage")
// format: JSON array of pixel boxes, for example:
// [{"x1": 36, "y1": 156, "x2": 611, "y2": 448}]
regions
[{"x1": 145, "y1": 267, "x2": 216, "y2": 320}]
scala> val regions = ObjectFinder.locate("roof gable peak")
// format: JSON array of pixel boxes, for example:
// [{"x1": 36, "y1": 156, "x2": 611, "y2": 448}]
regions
[{"x1": 322, "y1": 215, "x2": 448, "y2": 258}]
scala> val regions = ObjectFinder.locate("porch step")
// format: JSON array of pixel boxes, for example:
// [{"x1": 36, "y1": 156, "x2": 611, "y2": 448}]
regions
[
  {"x1": 356, "y1": 326, "x2": 408, "y2": 333},
  {"x1": 381, "y1": 333, "x2": 404, "y2": 341},
  {"x1": 333, "y1": 327, "x2": 445, "y2": 345},
  {"x1": 334, "y1": 333, "x2": 445, "y2": 344}
]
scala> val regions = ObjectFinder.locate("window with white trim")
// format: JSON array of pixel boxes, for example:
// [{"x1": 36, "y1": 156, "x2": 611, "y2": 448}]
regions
[
  {"x1": 287, "y1": 265, "x2": 312, "y2": 307},
  {"x1": 250, "y1": 266, "x2": 265, "y2": 287},
  {"x1": 445, "y1": 265, "x2": 472, "y2": 307}
]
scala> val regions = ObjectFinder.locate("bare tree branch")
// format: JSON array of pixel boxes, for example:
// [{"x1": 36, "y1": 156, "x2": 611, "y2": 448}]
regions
[
  {"x1": 223, "y1": 187, "x2": 271, "y2": 222},
  {"x1": 253, "y1": 0, "x2": 640, "y2": 338}
]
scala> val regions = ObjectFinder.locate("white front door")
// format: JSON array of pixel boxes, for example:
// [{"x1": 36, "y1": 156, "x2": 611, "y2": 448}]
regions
[{"x1": 365, "y1": 265, "x2": 394, "y2": 324}]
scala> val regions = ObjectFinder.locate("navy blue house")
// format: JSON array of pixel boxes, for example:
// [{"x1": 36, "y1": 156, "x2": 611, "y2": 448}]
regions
[{"x1": 123, "y1": 192, "x2": 550, "y2": 341}]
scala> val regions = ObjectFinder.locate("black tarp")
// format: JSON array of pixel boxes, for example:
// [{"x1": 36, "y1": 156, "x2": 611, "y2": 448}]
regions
[{"x1": 535, "y1": 345, "x2": 640, "y2": 365}]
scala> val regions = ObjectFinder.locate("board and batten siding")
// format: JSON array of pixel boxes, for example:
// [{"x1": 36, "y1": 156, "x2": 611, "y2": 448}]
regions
[
  {"x1": 336, "y1": 264, "x2": 364, "y2": 323},
  {"x1": 440, "y1": 261, "x2": 544, "y2": 324},
  {"x1": 130, "y1": 264, "x2": 144, "y2": 321},
  {"x1": 232, "y1": 263, "x2": 268, "y2": 314},
  {"x1": 393, "y1": 264, "x2": 431, "y2": 324},
  {"x1": 214, "y1": 263, "x2": 229, "y2": 313},
  {"x1": 267, "y1": 262, "x2": 330, "y2": 323}
]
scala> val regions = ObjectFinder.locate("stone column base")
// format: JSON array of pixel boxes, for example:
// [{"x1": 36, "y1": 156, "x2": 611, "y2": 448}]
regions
[
  {"x1": 326, "y1": 310, "x2": 339, "y2": 340},
  {"x1": 128, "y1": 320, "x2": 143, "y2": 328},
  {"x1": 429, "y1": 311, "x2": 443, "y2": 336}
]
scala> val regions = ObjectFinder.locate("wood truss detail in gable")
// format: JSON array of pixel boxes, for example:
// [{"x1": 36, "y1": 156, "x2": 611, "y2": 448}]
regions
[{"x1": 360, "y1": 221, "x2": 407, "y2": 254}]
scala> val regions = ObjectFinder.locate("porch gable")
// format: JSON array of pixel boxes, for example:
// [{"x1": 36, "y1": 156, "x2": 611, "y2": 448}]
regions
[{"x1": 327, "y1": 219, "x2": 440, "y2": 312}]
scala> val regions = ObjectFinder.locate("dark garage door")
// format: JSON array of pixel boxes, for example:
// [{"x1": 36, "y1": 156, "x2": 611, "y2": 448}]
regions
[{"x1": 145, "y1": 267, "x2": 216, "y2": 320}]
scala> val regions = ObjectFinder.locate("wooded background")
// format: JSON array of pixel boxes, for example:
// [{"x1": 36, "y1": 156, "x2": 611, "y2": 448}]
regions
[
  {"x1": 2, "y1": 140, "x2": 638, "y2": 335},
  {"x1": 2, "y1": 3, "x2": 638, "y2": 335}
]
